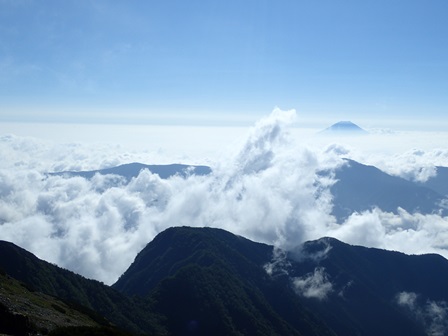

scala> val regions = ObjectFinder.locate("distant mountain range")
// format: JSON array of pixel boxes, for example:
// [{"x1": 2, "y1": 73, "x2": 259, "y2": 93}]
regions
[
  {"x1": 2, "y1": 227, "x2": 448, "y2": 335},
  {"x1": 49, "y1": 159, "x2": 448, "y2": 222},
  {"x1": 329, "y1": 159, "x2": 448, "y2": 221},
  {"x1": 49, "y1": 162, "x2": 212, "y2": 181}
]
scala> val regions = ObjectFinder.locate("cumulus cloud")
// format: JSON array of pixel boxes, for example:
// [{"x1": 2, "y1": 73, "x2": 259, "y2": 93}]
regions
[
  {"x1": 372, "y1": 149, "x2": 442, "y2": 183},
  {"x1": 2, "y1": 109, "x2": 448, "y2": 285},
  {"x1": 1, "y1": 109, "x2": 337, "y2": 283},
  {"x1": 0, "y1": 133, "x2": 146, "y2": 172},
  {"x1": 396, "y1": 292, "x2": 448, "y2": 335},
  {"x1": 326, "y1": 208, "x2": 448, "y2": 258},
  {"x1": 343, "y1": 141, "x2": 448, "y2": 183},
  {"x1": 292, "y1": 267, "x2": 333, "y2": 300},
  {"x1": 300, "y1": 130, "x2": 448, "y2": 182}
]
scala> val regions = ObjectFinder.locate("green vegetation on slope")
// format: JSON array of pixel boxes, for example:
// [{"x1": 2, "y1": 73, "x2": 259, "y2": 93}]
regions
[
  {"x1": 115, "y1": 227, "x2": 335, "y2": 336},
  {"x1": 0, "y1": 241, "x2": 166, "y2": 335},
  {"x1": 3, "y1": 227, "x2": 448, "y2": 335},
  {"x1": 0, "y1": 271, "x2": 101, "y2": 335}
]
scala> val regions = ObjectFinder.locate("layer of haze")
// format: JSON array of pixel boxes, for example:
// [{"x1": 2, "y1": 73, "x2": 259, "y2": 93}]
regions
[{"x1": 2, "y1": 110, "x2": 448, "y2": 284}]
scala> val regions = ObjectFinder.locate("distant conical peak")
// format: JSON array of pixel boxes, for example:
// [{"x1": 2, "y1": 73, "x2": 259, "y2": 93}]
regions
[
  {"x1": 334, "y1": 121, "x2": 356, "y2": 126},
  {"x1": 321, "y1": 121, "x2": 368, "y2": 134}
]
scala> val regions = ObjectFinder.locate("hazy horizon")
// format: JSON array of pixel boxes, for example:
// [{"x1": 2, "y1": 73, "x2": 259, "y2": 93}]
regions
[{"x1": 1, "y1": 1, "x2": 448, "y2": 128}]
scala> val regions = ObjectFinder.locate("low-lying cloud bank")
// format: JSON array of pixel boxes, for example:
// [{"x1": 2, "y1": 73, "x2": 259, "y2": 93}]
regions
[{"x1": 1, "y1": 109, "x2": 448, "y2": 284}]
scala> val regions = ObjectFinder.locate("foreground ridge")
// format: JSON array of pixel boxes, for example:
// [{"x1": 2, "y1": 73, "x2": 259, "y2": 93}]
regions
[{"x1": 2, "y1": 227, "x2": 448, "y2": 335}]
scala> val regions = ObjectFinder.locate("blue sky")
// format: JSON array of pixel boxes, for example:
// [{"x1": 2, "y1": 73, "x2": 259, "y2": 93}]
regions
[{"x1": 1, "y1": 0, "x2": 448, "y2": 127}]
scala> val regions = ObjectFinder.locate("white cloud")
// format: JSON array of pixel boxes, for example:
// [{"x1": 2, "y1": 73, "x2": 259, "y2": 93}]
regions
[
  {"x1": 295, "y1": 130, "x2": 448, "y2": 182},
  {"x1": 326, "y1": 208, "x2": 448, "y2": 259},
  {"x1": 263, "y1": 247, "x2": 291, "y2": 277},
  {"x1": 292, "y1": 267, "x2": 333, "y2": 300},
  {"x1": 2, "y1": 110, "x2": 448, "y2": 285},
  {"x1": 397, "y1": 291, "x2": 419, "y2": 309}
]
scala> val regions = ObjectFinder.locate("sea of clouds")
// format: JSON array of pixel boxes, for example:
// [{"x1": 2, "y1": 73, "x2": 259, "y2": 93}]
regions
[{"x1": 2, "y1": 109, "x2": 448, "y2": 284}]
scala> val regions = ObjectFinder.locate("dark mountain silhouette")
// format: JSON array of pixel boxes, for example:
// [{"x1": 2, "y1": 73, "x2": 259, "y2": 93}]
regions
[
  {"x1": 49, "y1": 162, "x2": 212, "y2": 181},
  {"x1": 113, "y1": 227, "x2": 333, "y2": 336},
  {"x1": 2, "y1": 227, "x2": 448, "y2": 335},
  {"x1": 113, "y1": 226, "x2": 273, "y2": 296},
  {"x1": 287, "y1": 237, "x2": 448, "y2": 335},
  {"x1": 320, "y1": 121, "x2": 368, "y2": 135},
  {"x1": 329, "y1": 159, "x2": 447, "y2": 221},
  {"x1": 114, "y1": 227, "x2": 448, "y2": 336}
]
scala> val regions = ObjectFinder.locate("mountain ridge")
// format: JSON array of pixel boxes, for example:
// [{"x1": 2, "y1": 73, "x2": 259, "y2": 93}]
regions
[
  {"x1": 2, "y1": 227, "x2": 448, "y2": 335},
  {"x1": 0, "y1": 239, "x2": 166, "y2": 335},
  {"x1": 329, "y1": 158, "x2": 448, "y2": 221},
  {"x1": 48, "y1": 159, "x2": 448, "y2": 223},
  {"x1": 113, "y1": 227, "x2": 447, "y2": 335},
  {"x1": 49, "y1": 162, "x2": 212, "y2": 181}
]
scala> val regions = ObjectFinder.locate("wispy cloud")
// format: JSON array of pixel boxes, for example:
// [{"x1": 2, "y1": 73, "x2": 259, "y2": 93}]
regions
[
  {"x1": 396, "y1": 291, "x2": 448, "y2": 335},
  {"x1": 291, "y1": 238, "x2": 333, "y2": 263},
  {"x1": 292, "y1": 267, "x2": 333, "y2": 300},
  {"x1": 263, "y1": 247, "x2": 291, "y2": 277}
]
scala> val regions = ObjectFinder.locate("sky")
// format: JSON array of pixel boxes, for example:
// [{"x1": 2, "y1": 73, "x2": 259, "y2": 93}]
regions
[{"x1": 1, "y1": 0, "x2": 448, "y2": 128}]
